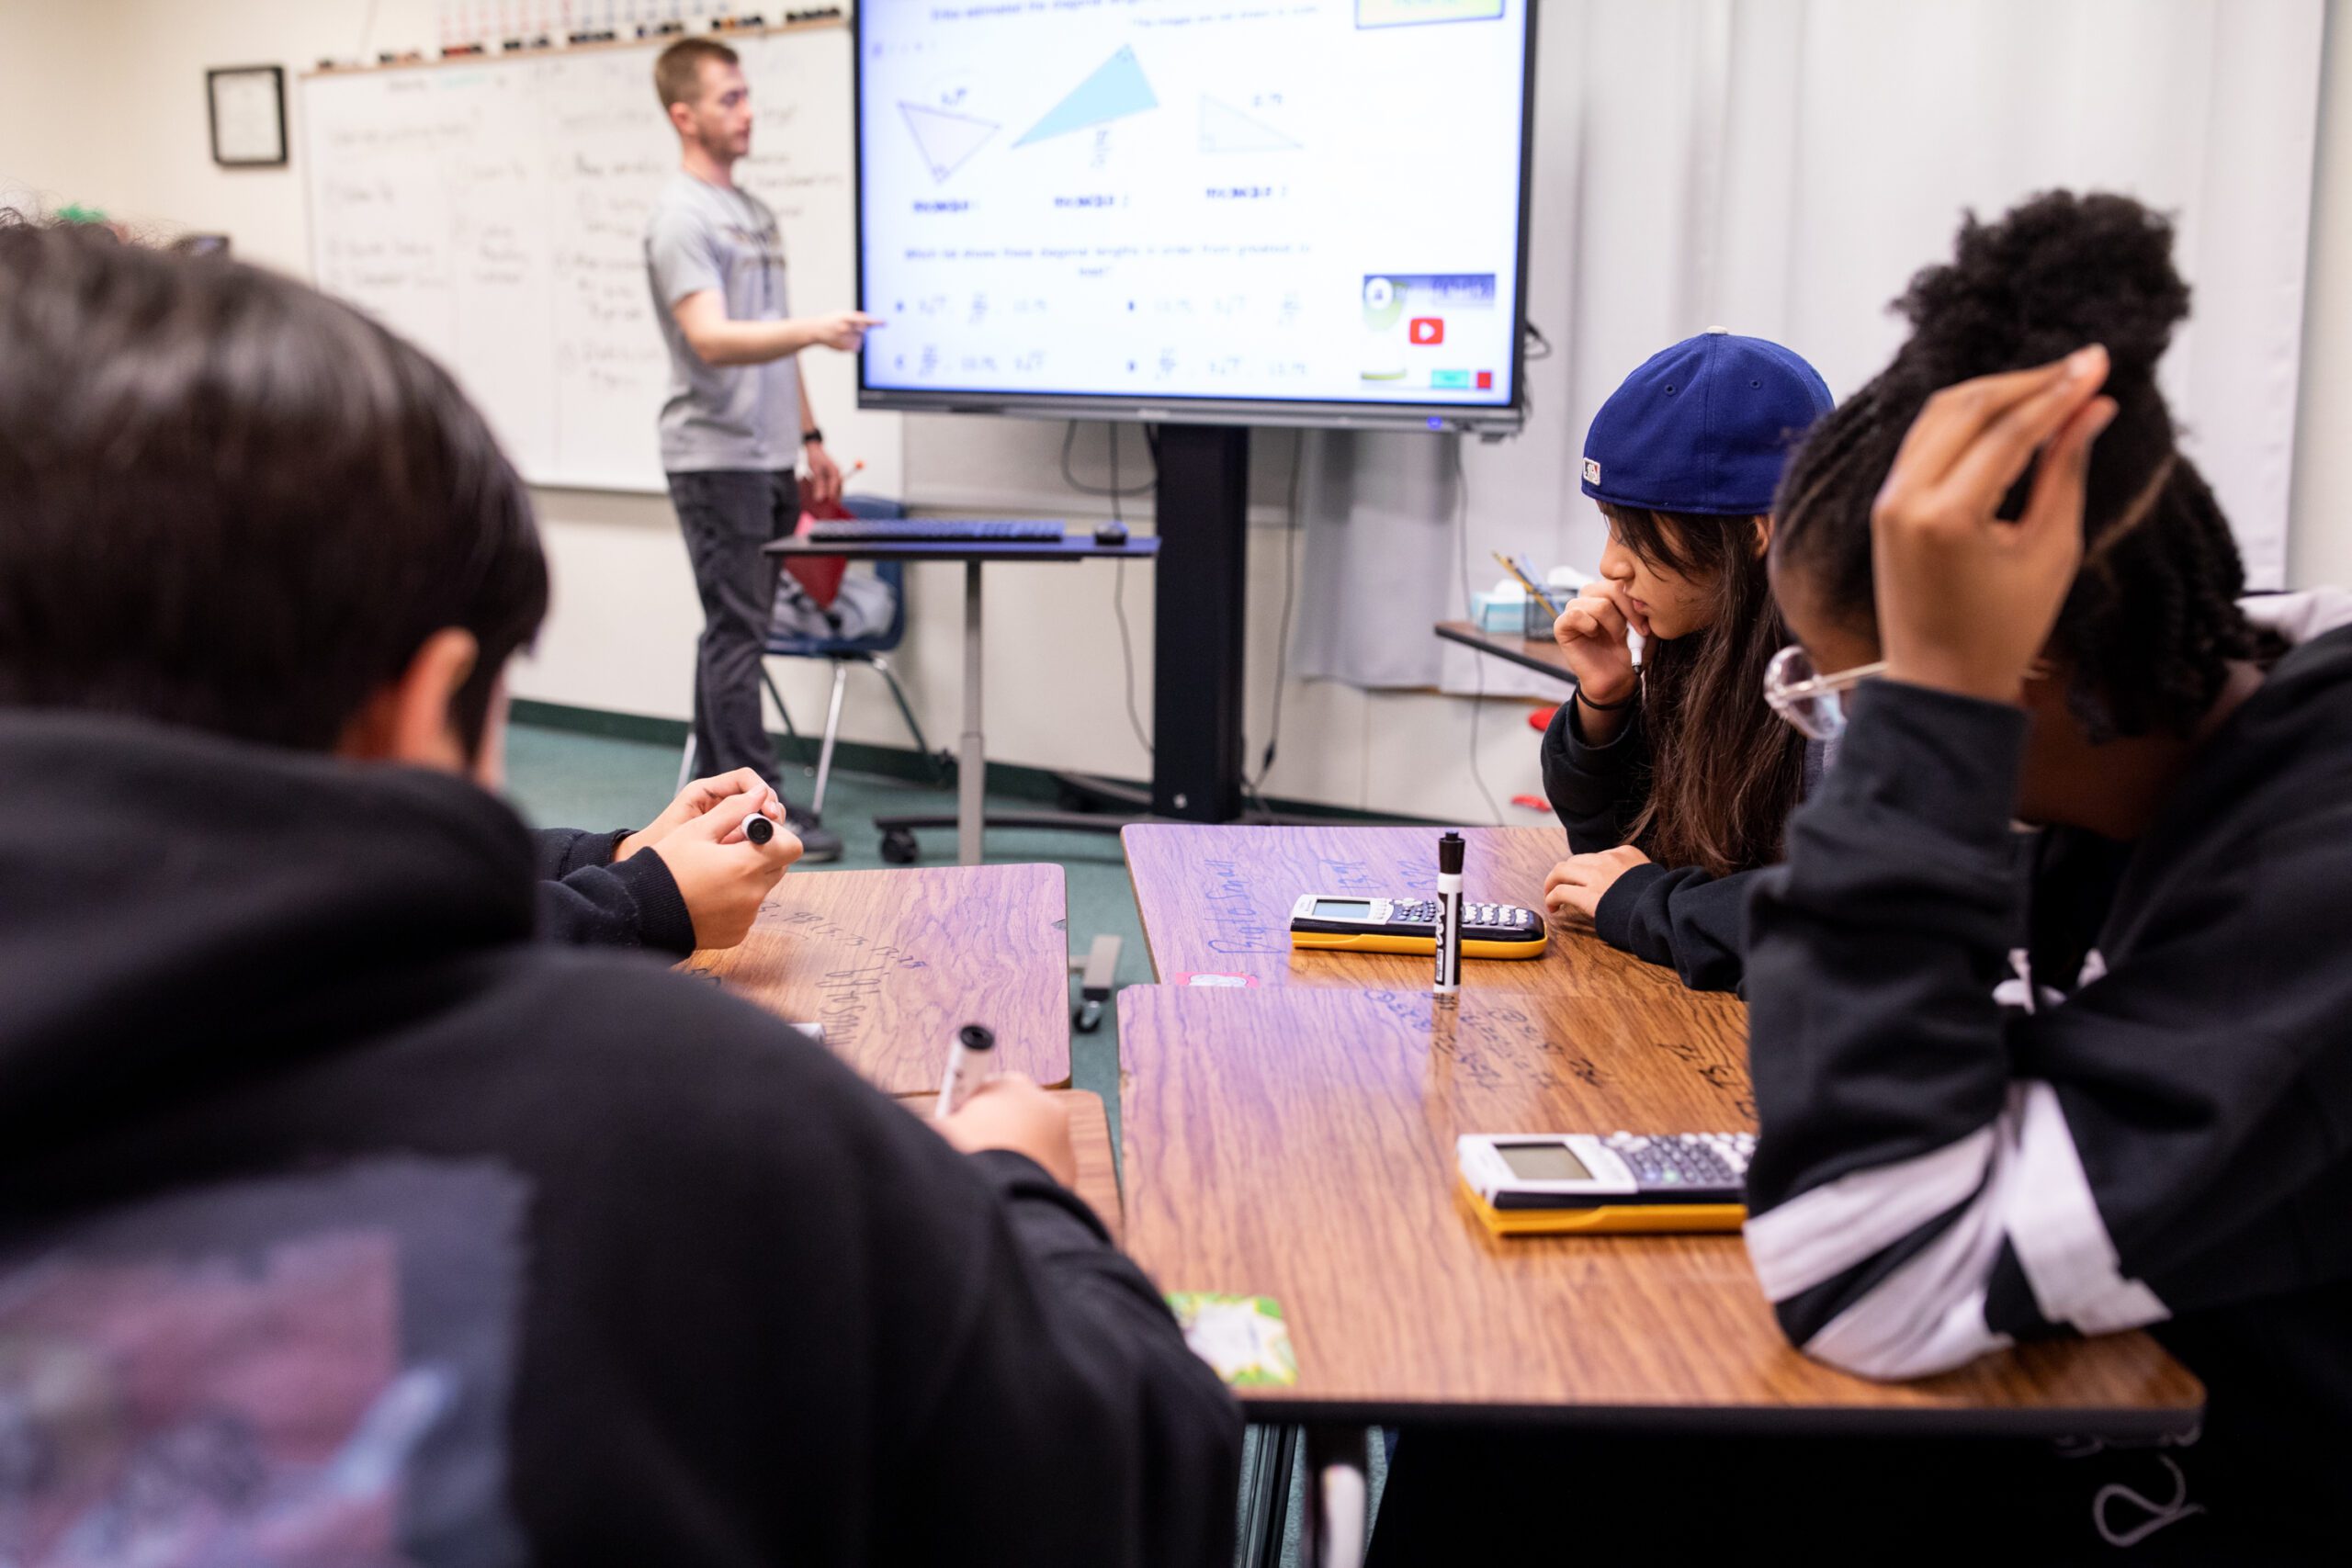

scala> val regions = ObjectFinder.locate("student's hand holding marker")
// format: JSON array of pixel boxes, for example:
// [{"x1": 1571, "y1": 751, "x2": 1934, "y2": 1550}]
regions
[
  {"x1": 643, "y1": 789, "x2": 802, "y2": 951},
  {"x1": 616, "y1": 768, "x2": 780, "y2": 861},
  {"x1": 934, "y1": 1074, "x2": 1080, "y2": 1190},
  {"x1": 1871, "y1": 344, "x2": 2116, "y2": 705},
  {"x1": 1543, "y1": 845, "x2": 1652, "y2": 920},
  {"x1": 1553, "y1": 579, "x2": 1648, "y2": 739}
]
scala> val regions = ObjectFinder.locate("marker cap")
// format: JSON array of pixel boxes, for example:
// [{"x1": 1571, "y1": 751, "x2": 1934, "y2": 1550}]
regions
[{"x1": 1438, "y1": 831, "x2": 1464, "y2": 875}]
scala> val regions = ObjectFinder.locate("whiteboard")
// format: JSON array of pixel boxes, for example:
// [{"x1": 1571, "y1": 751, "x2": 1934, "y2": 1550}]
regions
[{"x1": 302, "y1": 25, "x2": 892, "y2": 494}]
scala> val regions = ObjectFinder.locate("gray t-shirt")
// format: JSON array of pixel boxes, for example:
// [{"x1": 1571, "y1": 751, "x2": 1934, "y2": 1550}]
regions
[{"x1": 644, "y1": 171, "x2": 802, "y2": 473}]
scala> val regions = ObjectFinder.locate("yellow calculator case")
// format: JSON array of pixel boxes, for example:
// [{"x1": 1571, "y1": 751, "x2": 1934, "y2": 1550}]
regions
[
  {"x1": 1456, "y1": 1134, "x2": 1750, "y2": 1235},
  {"x1": 1287, "y1": 895, "x2": 1548, "y2": 960}
]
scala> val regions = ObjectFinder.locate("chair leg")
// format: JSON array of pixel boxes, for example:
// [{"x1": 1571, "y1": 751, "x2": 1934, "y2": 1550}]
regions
[
  {"x1": 677, "y1": 729, "x2": 697, "y2": 794},
  {"x1": 761, "y1": 664, "x2": 800, "y2": 743},
  {"x1": 811, "y1": 661, "x2": 849, "y2": 817},
  {"x1": 871, "y1": 656, "x2": 938, "y2": 764}
]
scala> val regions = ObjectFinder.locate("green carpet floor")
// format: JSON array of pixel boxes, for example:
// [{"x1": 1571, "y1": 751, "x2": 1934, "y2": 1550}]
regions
[{"x1": 503, "y1": 719, "x2": 1379, "y2": 1564}]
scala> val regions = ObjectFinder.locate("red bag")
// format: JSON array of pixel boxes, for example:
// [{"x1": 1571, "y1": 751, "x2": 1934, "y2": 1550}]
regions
[{"x1": 783, "y1": 498, "x2": 851, "y2": 608}]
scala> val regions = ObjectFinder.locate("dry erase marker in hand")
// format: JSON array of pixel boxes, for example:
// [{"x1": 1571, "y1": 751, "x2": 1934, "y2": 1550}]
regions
[
  {"x1": 1434, "y1": 832, "x2": 1465, "y2": 996},
  {"x1": 743, "y1": 813, "x2": 781, "y2": 846},
  {"x1": 935, "y1": 1023, "x2": 997, "y2": 1119}
]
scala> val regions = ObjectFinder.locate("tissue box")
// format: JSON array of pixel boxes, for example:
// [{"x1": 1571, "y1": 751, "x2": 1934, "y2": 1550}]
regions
[
  {"x1": 1472, "y1": 591, "x2": 1528, "y2": 634},
  {"x1": 1472, "y1": 591, "x2": 1555, "y2": 637}
]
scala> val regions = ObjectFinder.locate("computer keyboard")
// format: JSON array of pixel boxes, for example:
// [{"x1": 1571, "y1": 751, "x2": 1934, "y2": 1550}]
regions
[{"x1": 802, "y1": 517, "x2": 1069, "y2": 544}]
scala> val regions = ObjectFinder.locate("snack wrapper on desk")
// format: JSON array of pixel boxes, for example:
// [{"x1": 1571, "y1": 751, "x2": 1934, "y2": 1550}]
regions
[{"x1": 1166, "y1": 1292, "x2": 1297, "y2": 1387}]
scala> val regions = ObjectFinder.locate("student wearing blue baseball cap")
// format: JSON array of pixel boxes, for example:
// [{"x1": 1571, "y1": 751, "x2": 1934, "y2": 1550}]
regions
[{"x1": 1535, "y1": 329, "x2": 1834, "y2": 992}]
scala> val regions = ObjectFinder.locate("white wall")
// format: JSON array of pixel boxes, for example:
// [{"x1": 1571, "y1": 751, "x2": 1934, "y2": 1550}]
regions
[
  {"x1": 2295, "y1": 3, "x2": 2352, "y2": 591},
  {"x1": 5, "y1": 0, "x2": 2349, "y2": 823}
]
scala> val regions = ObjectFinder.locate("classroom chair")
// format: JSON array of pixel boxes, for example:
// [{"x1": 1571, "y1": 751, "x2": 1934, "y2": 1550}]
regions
[{"x1": 677, "y1": 495, "x2": 940, "y2": 806}]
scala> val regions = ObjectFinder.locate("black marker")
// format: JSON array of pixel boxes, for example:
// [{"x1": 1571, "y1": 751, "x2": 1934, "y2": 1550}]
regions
[
  {"x1": 936, "y1": 1023, "x2": 996, "y2": 1119},
  {"x1": 1434, "y1": 831, "x2": 1464, "y2": 997},
  {"x1": 744, "y1": 813, "x2": 780, "y2": 846}
]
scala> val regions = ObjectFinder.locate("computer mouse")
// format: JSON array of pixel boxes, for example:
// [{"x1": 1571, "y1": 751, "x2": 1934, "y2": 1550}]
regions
[{"x1": 1094, "y1": 520, "x2": 1130, "y2": 546}]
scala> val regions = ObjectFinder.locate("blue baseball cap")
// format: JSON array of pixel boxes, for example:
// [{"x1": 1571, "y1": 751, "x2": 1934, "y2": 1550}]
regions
[{"x1": 1580, "y1": 329, "x2": 1834, "y2": 517}]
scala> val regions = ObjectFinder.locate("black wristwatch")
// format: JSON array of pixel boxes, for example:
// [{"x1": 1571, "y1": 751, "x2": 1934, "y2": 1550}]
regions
[{"x1": 801, "y1": 428, "x2": 824, "y2": 446}]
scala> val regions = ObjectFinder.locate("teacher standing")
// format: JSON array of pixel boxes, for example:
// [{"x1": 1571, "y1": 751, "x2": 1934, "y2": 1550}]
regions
[{"x1": 644, "y1": 36, "x2": 877, "y2": 862}]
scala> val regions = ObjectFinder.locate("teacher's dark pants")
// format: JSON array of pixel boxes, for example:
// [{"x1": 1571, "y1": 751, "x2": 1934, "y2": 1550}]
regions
[{"x1": 665, "y1": 467, "x2": 797, "y2": 787}]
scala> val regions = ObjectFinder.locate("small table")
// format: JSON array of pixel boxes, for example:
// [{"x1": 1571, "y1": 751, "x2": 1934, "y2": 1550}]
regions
[
  {"x1": 769, "y1": 531, "x2": 1159, "y2": 865},
  {"x1": 684, "y1": 863, "x2": 1071, "y2": 1093},
  {"x1": 1120, "y1": 983, "x2": 2202, "y2": 1432},
  {"x1": 1122, "y1": 822, "x2": 1687, "y2": 1000},
  {"x1": 1435, "y1": 619, "x2": 1577, "y2": 685},
  {"x1": 898, "y1": 1088, "x2": 1122, "y2": 1247}
]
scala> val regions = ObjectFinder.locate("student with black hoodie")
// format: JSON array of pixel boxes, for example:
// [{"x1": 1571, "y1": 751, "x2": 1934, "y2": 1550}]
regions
[
  {"x1": 536, "y1": 766, "x2": 797, "y2": 955},
  {"x1": 1372, "y1": 192, "x2": 2348, "y2": 1562},
  {"x1": 0, "y1": 221, "x2": 1239, "y2": 1563}
]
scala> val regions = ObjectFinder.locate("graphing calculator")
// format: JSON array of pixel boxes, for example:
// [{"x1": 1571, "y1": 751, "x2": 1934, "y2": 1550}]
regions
[
  {"x1": 1286, "y1": 895, "x2": 1548, "y2": 960},
  {"x1": 1455, "y1": 1132, "x2": 1752, "y2": 1235}
]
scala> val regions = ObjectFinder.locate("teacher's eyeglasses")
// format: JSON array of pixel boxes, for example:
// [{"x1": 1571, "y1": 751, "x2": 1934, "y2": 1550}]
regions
[{"x1": 1763, "y1": 645, "x2": 1886, "y2": 742}]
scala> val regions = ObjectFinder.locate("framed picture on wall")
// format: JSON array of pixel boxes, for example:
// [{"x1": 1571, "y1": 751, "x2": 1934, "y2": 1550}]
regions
[{"x1": 207, "y1": 65, "x2": 287, "y2": 168}]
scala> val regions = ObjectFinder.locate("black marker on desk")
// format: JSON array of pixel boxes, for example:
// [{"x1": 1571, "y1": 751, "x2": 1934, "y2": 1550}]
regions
[
  {"x1": 935, "y1": 1023, "x2": 996, "y2": 1120},
  {"x1": 1434, "y1": 831, "x2": 1464, "y2": 998}
]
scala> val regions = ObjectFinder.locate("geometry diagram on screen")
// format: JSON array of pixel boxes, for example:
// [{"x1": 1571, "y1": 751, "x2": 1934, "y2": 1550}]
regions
[
  {"x1": 1015, "y1": 44, "x2": 1158, "y2": 146},
  {"x1": 1199, "y1": 95, "x2": 1299, "y2": 153},
  {"x1": 900, "y1": 102, "x2": 1000, "y2": 183}
]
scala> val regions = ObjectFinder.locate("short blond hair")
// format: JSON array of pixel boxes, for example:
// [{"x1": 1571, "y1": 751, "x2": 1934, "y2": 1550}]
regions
[{"x1": 654, "y1": 37, "x2": 739, "y2": 112}]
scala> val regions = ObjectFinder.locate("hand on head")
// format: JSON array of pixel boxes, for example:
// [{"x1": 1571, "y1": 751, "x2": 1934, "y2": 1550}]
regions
[
  {"x1": 933, "y1": 1074, "x2": 1079, "y2": 1190},
  {"x1": 639, "y1": 784, "x2": 801, "y2": 950},
  {"x1": 1871, "y1": 345, "x2": 2116, "y2": 704},
  {"x1": 1543, "y1": 845, "x2": 1652, "y2": 920}
]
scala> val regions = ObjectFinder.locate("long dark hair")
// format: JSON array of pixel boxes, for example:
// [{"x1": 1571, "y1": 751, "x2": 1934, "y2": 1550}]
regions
[
  {"x1": 1774, "y1": 191, "x2": 2268, "y2": 738},
  {"x1": 1602, "y1": 502, "x2": 1810, "y2": 878}
]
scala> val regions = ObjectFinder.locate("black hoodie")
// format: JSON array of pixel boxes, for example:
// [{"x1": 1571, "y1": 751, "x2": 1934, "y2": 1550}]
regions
[
  {"x1": 0, "y1": 713, "x2": 1238, "y2": 1564},
  {"x1": 1740, "y1": 598, "x2": 2352, "y2": 1554}
]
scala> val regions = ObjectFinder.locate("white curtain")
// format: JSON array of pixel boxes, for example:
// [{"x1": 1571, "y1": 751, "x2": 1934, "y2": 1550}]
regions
[{"x1": 1299, "y1": 0, "x2": 2325, "y2": 694}]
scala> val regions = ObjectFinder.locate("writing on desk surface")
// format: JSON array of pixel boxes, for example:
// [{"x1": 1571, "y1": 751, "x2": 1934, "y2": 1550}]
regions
[
  {"x1": 1198, "y1": 859, "x2": 1283, "y2": 955},
  {"x1": 815, "y1": 961, "x2": 890, "y2": 1045},
  {"x1": 1363, "y1": 991, "x2": 1606, "y2": 1094},
  {"x1": 1650, "y1": 1035, "x2": 1758, "y2": 1123},
  {"x1": 769, "y1": 908, "x2": 929, "y2": 968}
]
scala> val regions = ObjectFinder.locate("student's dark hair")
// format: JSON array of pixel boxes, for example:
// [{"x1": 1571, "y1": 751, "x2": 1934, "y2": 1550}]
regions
[
  {"x1": 655, "y1": 37, "x2": 739, "y2": 111},
  {"x1": 0, "y1": 223, "x2": 548, "y2": 755},
  {"x1": 1774, "y1": 190, "x2": 2267, "y2": 739},
  {"x1": 1603, "y1": 502, "x2": 1809, "y2": 878}
]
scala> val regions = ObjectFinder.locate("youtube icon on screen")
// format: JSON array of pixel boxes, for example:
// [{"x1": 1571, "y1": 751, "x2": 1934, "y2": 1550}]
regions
[{"x1": 1409, "y1": 317, "x2": 1445, "y2": 345}]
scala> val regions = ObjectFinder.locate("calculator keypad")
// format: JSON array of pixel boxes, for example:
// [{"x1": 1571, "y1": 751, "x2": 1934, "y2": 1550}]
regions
[
  {"x1": 1395, "y1": 900, "x2": 1536, "y2": 931},
  {"x1": 1602, "y1": 1132, "x2": 1753, "y2": 1190}
]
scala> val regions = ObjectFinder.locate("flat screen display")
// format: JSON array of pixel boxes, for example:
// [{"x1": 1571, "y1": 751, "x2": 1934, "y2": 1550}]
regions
[
  {"x1": 855, "y1": 0, "x2": 1535, "y2": 432},
  {"x1": 1499, "y1": 1143, "x2": 1591, "y2": 1182}
]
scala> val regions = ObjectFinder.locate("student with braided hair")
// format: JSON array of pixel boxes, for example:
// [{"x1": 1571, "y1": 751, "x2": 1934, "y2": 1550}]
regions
[{"x1": 1373, "y1": 190, "x2": 2349, "y2": 1562}]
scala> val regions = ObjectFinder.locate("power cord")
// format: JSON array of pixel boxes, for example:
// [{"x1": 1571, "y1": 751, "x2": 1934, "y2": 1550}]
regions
[
  {"x1": 1453, "y1": 439, "x2": 1505, "y2": 826},
  {"x1": 1107, "y1": 425, "x2": 1154, "y2": 759},
  {"x1": 1241, "y1": 434, "x2": 1305, "y2": 821},
  {"x1": 1061, "y1": 419, "x2": 1157, "y2": 498}
]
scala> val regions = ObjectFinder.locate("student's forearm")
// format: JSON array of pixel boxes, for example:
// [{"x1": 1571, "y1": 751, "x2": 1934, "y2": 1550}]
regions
[{"x1": 685, "y1": 315, "x2": 824, "y2": 367}]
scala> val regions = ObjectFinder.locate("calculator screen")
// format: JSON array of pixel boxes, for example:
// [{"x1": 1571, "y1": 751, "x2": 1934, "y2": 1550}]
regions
[
  {"x1": 1309, "y1": 899, "x2": 1376, "y2": 919},
  {"x1": 1499, "y1": 1143, "x2": 1591, "y2": 1181}
]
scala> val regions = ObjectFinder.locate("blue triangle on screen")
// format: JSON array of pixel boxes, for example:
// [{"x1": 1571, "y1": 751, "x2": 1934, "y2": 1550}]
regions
[{"x1": 1015, "y1": 45, "x2": 1158, "y2": 146}]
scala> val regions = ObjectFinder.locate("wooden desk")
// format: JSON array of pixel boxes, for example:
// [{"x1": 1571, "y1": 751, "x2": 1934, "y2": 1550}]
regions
[
  {"x1": 684, "y1": 863, "x2": 1070, "y2": 1095},
  {"x1": 899, "y1": 1088, "x2": 1122, "y2": 1247},
  {"x1": 1435, "y1": 619, "x2": 1578, "y2": 685},
  {"x1": 1122, "y1": 823, "x2": 1687, "y2": 999},
  {"x1": 1120, "y1": 984, "x2": 2202, "y2": 1436}
]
